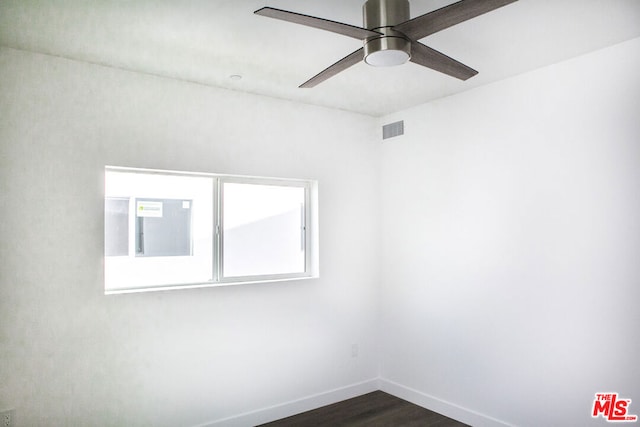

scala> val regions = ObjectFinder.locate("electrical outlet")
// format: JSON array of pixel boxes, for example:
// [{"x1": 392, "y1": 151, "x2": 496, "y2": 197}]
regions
[{"x1": 1, "y1": 409, "x2": 14, "y2": 427}]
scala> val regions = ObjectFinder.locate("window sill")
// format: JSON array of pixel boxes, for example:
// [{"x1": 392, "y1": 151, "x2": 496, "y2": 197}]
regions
[{"x1": 104, "y1": 275, "x2": 319, "y2": 295}]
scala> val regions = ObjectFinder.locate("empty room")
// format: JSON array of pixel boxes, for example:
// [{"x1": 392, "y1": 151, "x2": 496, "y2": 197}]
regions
[{"x1": 1, "y1": 1, "x2": 638, "y2": 426}]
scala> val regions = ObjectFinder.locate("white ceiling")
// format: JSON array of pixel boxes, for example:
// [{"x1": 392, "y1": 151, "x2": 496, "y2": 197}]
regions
[{"x1": 1, "y1": 0, "x2": 639, "y2": 116}]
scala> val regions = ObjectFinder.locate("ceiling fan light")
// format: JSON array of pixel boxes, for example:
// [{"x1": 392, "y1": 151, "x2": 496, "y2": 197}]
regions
[
  {"x1": 363, "y1": 35, "x2": 411, "y2": 67},
  {"x1": 365, "y1": 49, "x2": 410, "y2": 67}
]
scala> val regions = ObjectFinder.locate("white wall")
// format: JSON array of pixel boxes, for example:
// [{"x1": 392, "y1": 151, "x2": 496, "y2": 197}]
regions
[
  {"x1": 2, "y1": 36, "x2": 639, "y2": 427},
  {"x1": 0, "y1": 47, "x2": 380, "y2": 426},
  {"x1": 379, "y1": 37, "x2": 640, "y2": 426}
]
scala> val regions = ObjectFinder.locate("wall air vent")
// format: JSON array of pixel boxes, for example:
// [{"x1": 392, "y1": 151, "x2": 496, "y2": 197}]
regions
[{"x1": 382, "y1": 120, "x2": 404, "y2": 140}]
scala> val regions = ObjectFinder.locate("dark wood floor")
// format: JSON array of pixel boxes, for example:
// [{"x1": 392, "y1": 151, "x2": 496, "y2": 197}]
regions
[{"x1": 258, "y1": 391, "x2": 469, "y2": 427}]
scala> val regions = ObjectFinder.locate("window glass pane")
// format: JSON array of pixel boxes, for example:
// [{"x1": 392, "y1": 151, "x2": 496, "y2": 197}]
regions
[
  {"x1": 105, "y1": 197, "x2": 129, "y2": 256},
  {"x1": 223, "y1": 182, "x2": 306, "y2": 278},
  {"x1": 105, "y1": 170, "x2": 213, "y2": 291}
]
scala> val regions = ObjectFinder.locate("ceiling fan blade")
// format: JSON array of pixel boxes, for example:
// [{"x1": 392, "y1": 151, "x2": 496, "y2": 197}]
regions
[
  {"x1": 409, "y1": 41, "x2": 478, "y2": 80},
  {"x1": 299, "y1": 48, "x2": 364, "y2": 88},
  {"x1": 394, "y1": 0, "x2": 517, "y2": 41},
  {"x1": 255, "y1": 7, "x2": 381, "y2": 40}
]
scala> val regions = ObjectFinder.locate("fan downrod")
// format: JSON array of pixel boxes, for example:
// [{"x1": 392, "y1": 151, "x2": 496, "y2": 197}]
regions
[{"x1": 363, "y1": 0, "x2": 411, "y2": 66}]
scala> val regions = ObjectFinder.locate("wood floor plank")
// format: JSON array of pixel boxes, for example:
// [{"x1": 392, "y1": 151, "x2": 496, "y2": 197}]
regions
[{"x1": 258, "y1": 391, "x2": 469, "y2": 427}]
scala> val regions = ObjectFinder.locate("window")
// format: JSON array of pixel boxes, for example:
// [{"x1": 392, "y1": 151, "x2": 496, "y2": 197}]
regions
[
  {"x1": 222, "y1": 181, "x2": 308, "y2": 279},
  {"x1": 104, "y1": 167, "x2": 318, "y2": 294}
]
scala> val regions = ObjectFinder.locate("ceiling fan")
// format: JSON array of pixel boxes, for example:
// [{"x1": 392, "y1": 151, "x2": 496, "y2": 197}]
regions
[{"x1": 255, "y1": 0, "x2": 517, "y2": 88}]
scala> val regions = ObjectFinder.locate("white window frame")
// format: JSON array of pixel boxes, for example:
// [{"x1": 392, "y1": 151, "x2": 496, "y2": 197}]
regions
[
  {"x1": 217, "y1": 176, "x2": 312, "y2": 284},
  {"x1": 105, "y1": 166, "x2": 319, "y2": 294}
]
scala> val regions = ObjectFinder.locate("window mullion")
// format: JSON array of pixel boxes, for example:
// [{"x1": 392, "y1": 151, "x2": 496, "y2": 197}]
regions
[
  {"x1": 213, "y1": 177, "x2": 222, "y2": 282},
  {"x1": 304, "y1": 184, "x2": 311, "y2": 273}
]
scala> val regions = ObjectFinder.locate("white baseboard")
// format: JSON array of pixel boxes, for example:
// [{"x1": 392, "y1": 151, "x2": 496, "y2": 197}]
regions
[
  {"x1": 378, "y1": 378, "x2": 515, "y2": 427},
  {"x1": 197, "y1": 377, "x2": 512, "y2": 427},
  {"x1": 198, "y1": 378, "x2": 379, "y2": 427}
]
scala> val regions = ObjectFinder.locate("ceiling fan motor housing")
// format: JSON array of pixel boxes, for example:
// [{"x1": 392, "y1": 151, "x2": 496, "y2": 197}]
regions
[{"x1": 363, "y1": 0, "x2": 411, "y2": 66}]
